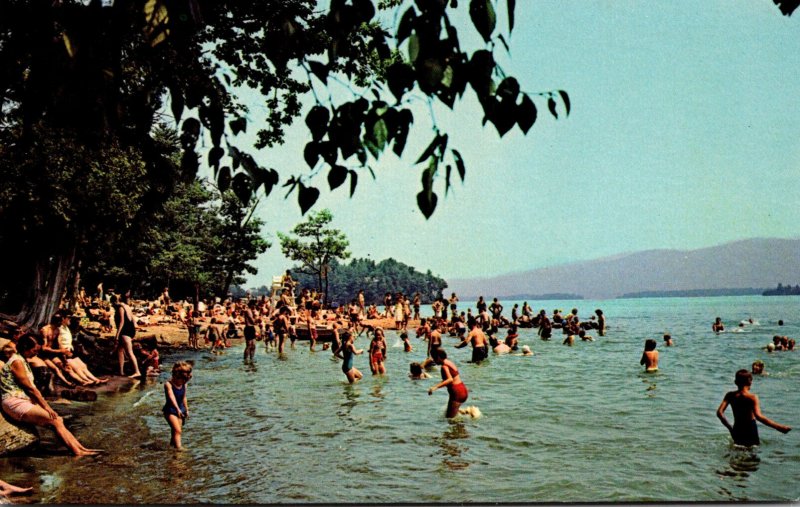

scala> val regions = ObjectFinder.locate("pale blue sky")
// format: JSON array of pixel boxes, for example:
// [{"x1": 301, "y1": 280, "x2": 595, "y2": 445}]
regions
[{"x1": 233, "y1": 0, "x2": 800, "y2": 289}]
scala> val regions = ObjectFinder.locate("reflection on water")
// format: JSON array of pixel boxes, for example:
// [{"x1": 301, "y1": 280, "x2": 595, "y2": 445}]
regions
[
  {"x1": 715, "y1": 446, "x2": 761, "y2": 501},
  {"x1": 438, "y1": 421, "x2": 471, "y2": 471}
]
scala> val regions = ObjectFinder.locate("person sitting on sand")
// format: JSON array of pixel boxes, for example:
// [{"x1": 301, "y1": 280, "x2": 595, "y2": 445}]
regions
[
  {"x1": 716, "y1": 369, "x2": 791, "y2": 447},
  {"x1": 640, "y1": 338, "x2": 659, "y2": 372},
  {"x1": 0, "y1": 337, "x2": 101, "y2": 456}
]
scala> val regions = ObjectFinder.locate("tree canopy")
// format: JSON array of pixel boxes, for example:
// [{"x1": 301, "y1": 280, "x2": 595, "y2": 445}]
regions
[{"x1": 278, "y1": 209, "x2": 350, "y2": 303}]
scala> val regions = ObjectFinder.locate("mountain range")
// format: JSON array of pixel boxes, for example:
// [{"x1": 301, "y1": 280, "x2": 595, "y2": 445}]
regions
[{"x1": 445, "y1": 238, "x2": 800, "y2": 300}]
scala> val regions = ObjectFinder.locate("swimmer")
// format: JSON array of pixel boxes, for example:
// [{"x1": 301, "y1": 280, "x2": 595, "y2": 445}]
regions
[
  {"x1": 334, "y1": 331, "x2": 363, "y2": 384},
  {"x1": 663, "y1": 333, "x2": 674, "y2": 347},
  {"x1": 409, "y1": 362, "x2": 431, "y2": 380},
  {"x1": 751, "y1": 360, "x2": 765, "y2": 375},
  {"x1": 716, "y1": 369, "x2": 791, "y2": 447},
  {"x1": 516, "y1": 345, "x2": 533, "y2": 356},
  {"x1": 712, "y1": 317, "x2": 725, "y2": 334},
  {"x1": 401, "y1": 332, "x2": 412, "y2": 353},
  {"x1": 489, "y1": 335, "x2": 511, "y2": 354},
  {"x1": 427, "y1": 348, "x2": 468, "y2": 419},
  {"x1": 640, "y1": 338, "x2": 659, "y2": 372}
]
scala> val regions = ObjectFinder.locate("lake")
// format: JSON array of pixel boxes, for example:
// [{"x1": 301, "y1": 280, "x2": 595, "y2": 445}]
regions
[{"x1": 0, "y1": 295, "x2": 797, "y2": 503}]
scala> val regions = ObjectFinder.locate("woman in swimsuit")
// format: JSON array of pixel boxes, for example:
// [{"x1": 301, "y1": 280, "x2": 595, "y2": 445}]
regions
[
  {"x1": 717, "y1": 369, "x2": 791, "y2": 447},
  {"x1": 334, "y1": 331, "x2": 363, "y2": 384},
  {"x1": 640, "y1": 338, "x2": 659, "y2": 372},
  {"x1": 428, "y1": 348, "x2": 469, "y2": 418},
  {"x1": 111, "y1": 294, "x2": 142, "y2": 378},
  {"x1": 163, "y1": 361, "x2": 192, "y2": 450}
]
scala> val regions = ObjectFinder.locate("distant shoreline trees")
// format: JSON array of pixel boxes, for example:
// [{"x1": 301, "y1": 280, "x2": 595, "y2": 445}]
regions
[{"x1": 763, "y1": 284, "x2": 800, "y2": 296}]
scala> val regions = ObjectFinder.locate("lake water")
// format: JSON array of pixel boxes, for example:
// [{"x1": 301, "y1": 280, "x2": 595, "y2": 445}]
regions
[{"x1": 1, "y1": 295, "x2": 798, "y2": 503}]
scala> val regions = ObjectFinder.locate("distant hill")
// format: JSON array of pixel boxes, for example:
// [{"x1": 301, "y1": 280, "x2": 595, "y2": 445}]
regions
[{"x1": 446, "y1": 238, "x2": 800, "y2": 300}]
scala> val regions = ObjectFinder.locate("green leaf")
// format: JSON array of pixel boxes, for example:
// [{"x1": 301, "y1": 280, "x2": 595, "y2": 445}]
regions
[
  {"x1": 386, "y1": 62, "x2": 415, "y2": 102},
  {"x1": 328, "y1": 165, "x2": 348, "y2": 190},
  {"x1": 217, "y1": 166, "x2": 232, "y2": 192},
  {"x1": 516, "y1": 94, "x2": 537, "y2": 134},
  {"x1": 558, "y1": 89, "x2": 571, "y2": 117},
  {"x1": 308, "y1": 60, "x2": 329, "y2": 82},
  {"x1": 232, "y1": 172, "x2": 252, "y2": 204},
  {"x1": 353, "y1": 0, "x2": 376, "y2": 22},
  {"x1": 170, "y1": 85, "x2": 184, "y2": 123},
  {"x1": 304, "y1": 142, "x2": 320, "y2": 169},
  {"x1": 452, "y1": 149, "x2": 466, "y2": 181},
  {"x1": 371, "y1": 119, "x2": 388, "y2": 153},
  {"x1": 548, "y1": 96, "x2": 558, "y2": 119},
  {"x1": 305, "y1": 106, "x2": 329, "y2": 142},
  {"x1": 348, "y1": 169, "x2": 358, "y2": 198},
  {"x1": 469, "y1": 0, "x2": 496, "y2": 43},
  {"x1": 408, "y1": 33, "x2": 420, "y2": 63},
  {"x1": 497, "y1": 77, "x2": 520, "y2": 102},
  {"x1": 298, "y1": 184, "x2": 320, "y2": 215},
  {"x1": 507, "y1": 0, "x2": 516, "y2": 33},
  {"x1": 208, "y1": 146, "x2": 224, "y2": 169},
  {"x1": 497, "y1": 33, "x2": 510, "y2": 54},
  {"x1": 229, "y1": 117, "x2": 247, "y2": 135},
  {"x1": 445, "y1": 164, "x2": 452, "y2": 196},
  {"x1": 393, "y1": 110, "x2": 412, "y2": 157},
  {"x1": 415, "y1": 133, "x2": 442, "y2": 165},
  {"x1": 416, "y1": 190, "x2": 438, "y2": 219},
  {"x1": 397, "y1": 7, "x2": 416, "y2": 44}
]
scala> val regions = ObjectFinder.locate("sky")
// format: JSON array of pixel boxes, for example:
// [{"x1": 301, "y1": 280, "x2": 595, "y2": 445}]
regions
[{"x1": 231, "y1": 0, "x2": 800, "y2": 290}]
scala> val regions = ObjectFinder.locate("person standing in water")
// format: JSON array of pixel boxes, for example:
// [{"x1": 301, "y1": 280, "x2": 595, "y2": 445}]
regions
[
  {"x1": 716, "y1": 369, "x2": 791, "y2": 447},
  {"x1": 163, "y1": 361, "x2": 192, "y2": 450},
  {"x1": 334, "y1": 331, "x2": 364, "y2": 384},
  {"x1": 456, "y1": 318, "x2": 488, "y2": 363},
  {"x1": 111, "y1": 294, "x2": 142, "y2": 378},
  {"x1": 243, "y1": 300, "x2": 258, "y2": 361},
  {"x1": 640, "y1": 338, "x2": 659, "y2": 372},
  {"x1": 428, "y1": 348, "x2": 469, "y2": 418}
]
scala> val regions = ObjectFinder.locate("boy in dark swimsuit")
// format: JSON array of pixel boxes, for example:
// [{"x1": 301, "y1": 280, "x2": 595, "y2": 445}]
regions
[{"x1": 716, "y1": 369, "x2": 791, "y2": 447}]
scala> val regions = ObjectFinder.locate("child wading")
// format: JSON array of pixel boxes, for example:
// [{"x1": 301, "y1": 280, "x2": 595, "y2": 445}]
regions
[
  {"x1": 716, "y1": 369, "x2": 791, "y2": 447},
  {"x1": 163, "y1": 361, "x2": 192, "y2": 450}
]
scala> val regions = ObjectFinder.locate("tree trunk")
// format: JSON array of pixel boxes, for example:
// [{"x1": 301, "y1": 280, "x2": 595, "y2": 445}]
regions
[
  {"x1": 15, "y1": 247, "x2": 77, "y2": 331},
  {"x1": 221, "y1": 271, "x2": 234, "y2": 301}
]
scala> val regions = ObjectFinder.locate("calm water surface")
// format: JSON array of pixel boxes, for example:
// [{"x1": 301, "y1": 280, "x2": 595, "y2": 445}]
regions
[{"x1": 1, "y1": 296, "x2": 798, "y2": 503}]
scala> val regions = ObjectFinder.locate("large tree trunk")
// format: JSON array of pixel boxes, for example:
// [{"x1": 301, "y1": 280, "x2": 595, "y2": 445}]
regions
[{"x1": 15, "y1": 247, "x2": 77, "y2": 331}]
